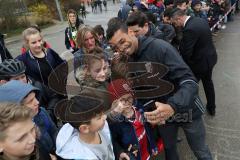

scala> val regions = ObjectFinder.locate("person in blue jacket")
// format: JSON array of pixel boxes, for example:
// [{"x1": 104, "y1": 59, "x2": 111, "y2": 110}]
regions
[{"x1": 0, "y1": 80, "x2": 58, "y2": 158}]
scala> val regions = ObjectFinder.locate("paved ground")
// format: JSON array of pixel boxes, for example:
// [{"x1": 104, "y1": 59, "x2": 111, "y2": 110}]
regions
[{"x1": 5, "y1": 2, "x2": 240, "y2": 159}]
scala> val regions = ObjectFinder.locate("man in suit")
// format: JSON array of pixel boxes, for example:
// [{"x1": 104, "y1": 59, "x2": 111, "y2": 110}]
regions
[{"x1": 171, "y1": 8, "x2": 217, "y2": 116}]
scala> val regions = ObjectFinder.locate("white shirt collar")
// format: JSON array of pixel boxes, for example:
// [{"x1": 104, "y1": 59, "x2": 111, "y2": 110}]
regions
[{"x1": 184, "y1": 16, "x2": 191, "y2": 27}]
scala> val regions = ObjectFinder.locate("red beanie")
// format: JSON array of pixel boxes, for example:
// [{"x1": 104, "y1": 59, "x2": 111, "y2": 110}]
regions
[{"x1": 107, "y1": 79, "x2": 134, "y2": 104}]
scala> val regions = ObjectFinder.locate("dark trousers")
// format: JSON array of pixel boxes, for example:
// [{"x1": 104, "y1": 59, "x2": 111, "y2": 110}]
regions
[
  {"x1": 194, "y1": 68, "x2": 216, "y2": 109},
  {"x1": 158, "y1": 118, "x2": 212, "y2": 160}
]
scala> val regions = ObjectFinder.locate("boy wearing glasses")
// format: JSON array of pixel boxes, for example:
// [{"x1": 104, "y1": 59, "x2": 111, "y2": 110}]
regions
[{"x1": 108, "y1": 79, "x2": 163, "y2": 160}]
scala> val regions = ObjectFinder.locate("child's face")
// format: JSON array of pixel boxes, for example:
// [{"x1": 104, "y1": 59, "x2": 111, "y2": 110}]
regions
[
  {"x1": 22, "y1": 92, "x2": 39, "y2": 115},
  {"x1": 0, "y1": 119, "x2": 36, "y2": 159},
  {"x1": 89, "y1": 59, "x2": 109, "y2": 82},
  {"x1": 112, "y1": 93, "x2": 133, "y2": 114},
  {"x1": 88, "y1": 113, "x2": 107, "y2": 132},
  {"x1": 27, "y1": 33, "x2": 43, "y2": 55}
]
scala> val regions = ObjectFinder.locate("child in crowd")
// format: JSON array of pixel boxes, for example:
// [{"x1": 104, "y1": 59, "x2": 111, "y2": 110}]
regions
[
  {"x1": 0, "y1": 59, "x2": 63, "y2": 124},
  {"x1": 55, "y1": 95, "x2": 115, "y2": 160},
  {"x1": 21, "y1": 25, "x2": 51, "y2": 54},
  {"x1": 0, "y1": 80, "x2": 58, "y2": 157},
  {"x1": 17, "y1": 27, "x2": 65, "y2": 87},
  {"x1": 108, "y1": 79, "x2": 164, "y2": 160},
  {"x1": 65, "y1": 9, "x2": 83, "y2": 53},
  {"x1": 75, "y1": 46, "x2": 110, "y2": 89},
  {"x1": 0, "y1": 102, "x2": 52, "y2": 160},
  {"x1": 192, "y1": 0, "x2": 208, "y2": 20}
]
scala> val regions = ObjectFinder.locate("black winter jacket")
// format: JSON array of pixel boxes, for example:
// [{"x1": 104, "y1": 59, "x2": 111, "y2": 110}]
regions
[
  {"x1": 130, "y1": 36, "x2": 204, "y2": 120},
  {"x1": 0, "y1": 34, "x2": 12, "y2": 62},
  {"x1": 146, "y1": 23, "x2": 165, "y2": 40}
]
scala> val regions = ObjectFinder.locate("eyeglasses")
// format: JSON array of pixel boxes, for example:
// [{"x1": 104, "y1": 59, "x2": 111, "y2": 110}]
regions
[{"x1": 119, "y1": 96, "x2": 133, "y2": 104}]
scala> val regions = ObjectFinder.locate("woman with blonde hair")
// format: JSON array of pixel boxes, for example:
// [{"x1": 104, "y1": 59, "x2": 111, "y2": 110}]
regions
[{"x1": 17, "y1": 27, "x2": 64, "y2": 87}]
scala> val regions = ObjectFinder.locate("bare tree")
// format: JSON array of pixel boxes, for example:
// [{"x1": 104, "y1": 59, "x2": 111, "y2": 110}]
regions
[{"x1": 0, "y1": 0, "x2": 27, "y2": 31}]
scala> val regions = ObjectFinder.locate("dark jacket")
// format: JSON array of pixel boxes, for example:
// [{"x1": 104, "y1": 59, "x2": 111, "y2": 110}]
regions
[
  {"x1": 157, "y1": 23, "x2": 176, "y2": 42},
  {"x1": 146, "y1": 22, "x2": 165, "y2": 40},
  {"x1": 34, "y1": 107, "x2": 58, "y2": 154},
  {"x1": 109, "y1": 101, "x2": 162, "y2": 160},
  {"x1": 0, "y1": 34, "x2": 12, "y2": 62},
  {"x1": 179, "y1": 17, "x2": 217, "y2": 74},
  {"x1": 118, "y1": 4, "x2": 132, "y2": 21},
  {"x1": 29, "y1": 77, "x2": 64, "y2": 124},
  {"x1": 65, "y1": 27, "x2": 78, "y2": 53},
  {"x1": 16, "y1": 48, "x2": 65, "y2": 86},
  {"x1": 130, "y1": 36, "x2": 204, "y2": 120}
]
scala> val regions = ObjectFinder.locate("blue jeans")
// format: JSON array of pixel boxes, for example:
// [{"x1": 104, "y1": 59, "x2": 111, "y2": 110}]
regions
[{"x1": 158, "y1": 117, "x2": 212, "y2": 160}]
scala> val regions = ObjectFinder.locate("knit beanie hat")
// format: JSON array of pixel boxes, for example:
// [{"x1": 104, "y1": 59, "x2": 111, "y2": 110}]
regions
[{"x1": 107, "y1": 79, "x2": 134, "y2": 104}]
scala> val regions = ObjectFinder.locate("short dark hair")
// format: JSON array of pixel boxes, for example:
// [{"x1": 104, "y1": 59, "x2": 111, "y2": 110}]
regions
[
  {"x1": 163, "y1": 8, "x2": 173, "y2": 18},
  {"x1": 126, "y1": 11, "x2": 148, "y2": 27},
  {"x1": 174, "y1": 0, "x2": 189, "y2": 6},
  {"x1": 106, "y1": 17, "x2": 128, "y2": 40},
  {"x1": 164, "y1": 0, "x2": 174, "y2": 6},
  {"x1": 55, "y1": 95, "x2": 105, "y2": 129},
  {"x1": 170, "y1": 7, "x2": 186, "y2": 18},
  {"x1": 93, "y1": 25, "x2": 105, "y2": 36}
]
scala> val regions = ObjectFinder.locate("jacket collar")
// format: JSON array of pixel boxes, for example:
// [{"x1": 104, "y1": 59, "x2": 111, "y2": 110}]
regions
[
  {"x1": 184, "y1": 16, "x2": 193, "y2": 28},
  {"x1": 28, "y1": 49, "x2": 47, "y2": 59}
]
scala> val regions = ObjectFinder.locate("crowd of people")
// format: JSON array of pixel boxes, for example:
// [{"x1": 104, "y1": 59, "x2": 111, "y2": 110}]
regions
[{"x1": 0, "y1": 0, "x2": 238, "y2": 159}]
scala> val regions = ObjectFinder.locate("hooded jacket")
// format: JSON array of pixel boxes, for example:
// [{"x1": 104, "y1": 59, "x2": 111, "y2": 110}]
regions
[
  {"x1": 130, "y1": 36, "x2": 205, "y2": 120},
  {"x1": 56, "y1": 122, "x2": 114, "y2": 160},
  {"x1": 0, "y1": 80, "x2": 58, "y2": 154},
  {"x1": 157, "y1": 23, "x2": 176, "y2": 42}
]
